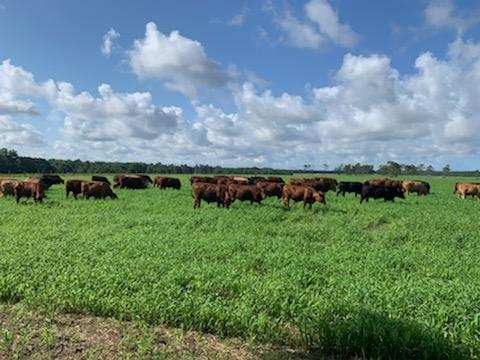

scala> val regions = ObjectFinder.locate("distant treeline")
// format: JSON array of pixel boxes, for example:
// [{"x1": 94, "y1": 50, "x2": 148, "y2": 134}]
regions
[{"x1": 1, "y1": 148, "x2": 479, "y2": 177}]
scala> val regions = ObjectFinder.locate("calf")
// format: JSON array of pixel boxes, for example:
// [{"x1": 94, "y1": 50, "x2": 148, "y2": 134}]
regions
[
  {"x1": 66, "y1": 179, "x2": 86, "y2": 199},
  {"x1": 228, "y1": 183, "x2": 264, "y2": 204},
  {"x1": 282, "y1": 185, "x2": 325, "y2": 210},
  {"x1": 360, "y1": 185, "x2": 405, "y2": 203},
  {"x1": 83, "y1": 181, "x2": 118, "y2": 199},
  {"x1": 14, "y1": 181, "x2": 45, "y2": 203},
  {"x1": 193, "y1": 183, "x2": 231, "y2": 209}
]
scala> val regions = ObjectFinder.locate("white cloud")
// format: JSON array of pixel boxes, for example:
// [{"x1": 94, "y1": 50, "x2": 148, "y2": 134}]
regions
[
  {"x1": 47, "y1": 82, "x2": 181, "y2": 142},
  {"x1": 227, "y1": 3, "x2": 248, "y2": 27},
  {"x1": 0, "y1": 115, "x2": 44, "y2": 147},
  {"x1": 128, "y1": 22, "x2": 230, "y2": 98},
  {"x1": 101, "y1": 28, "x2": 120, "y2": 57},
  {"x1": 4, "y1": 34, "x2": 480, "y2": 167},
  {"x1": 305, "y1": 0, "x2": 358, "y2": 47},
  {"x1": 267, "y1": 0, "x2": 358, "y2": 50},
  {"x1": 424, "y1": 0, "x2": 478, "y2": 34}
]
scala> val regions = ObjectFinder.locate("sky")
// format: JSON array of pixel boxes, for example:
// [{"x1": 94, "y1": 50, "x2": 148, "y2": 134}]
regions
[{"x1": 1, "y1": 0, "x2": 480, "y2": 170}]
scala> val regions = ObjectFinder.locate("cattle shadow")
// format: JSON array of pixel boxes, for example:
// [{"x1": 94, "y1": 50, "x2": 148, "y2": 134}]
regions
[{"x1": 258, "y1": 309, "x2": 467, "y2": 360}]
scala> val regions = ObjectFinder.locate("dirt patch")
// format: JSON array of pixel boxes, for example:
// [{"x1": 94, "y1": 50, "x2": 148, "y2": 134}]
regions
[{"x1": 0, "y1": 304, "x2": 310, "y2": 359}]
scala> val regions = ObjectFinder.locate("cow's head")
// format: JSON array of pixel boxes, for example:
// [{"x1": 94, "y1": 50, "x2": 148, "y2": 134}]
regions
[{"x1": 314, "y1": 191, "x2": 326, "y2": 204}]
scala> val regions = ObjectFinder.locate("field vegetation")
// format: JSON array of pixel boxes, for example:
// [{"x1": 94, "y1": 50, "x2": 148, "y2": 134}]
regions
[{"x1": 0, "y1": 174, "x2": 479, "y2": 358}]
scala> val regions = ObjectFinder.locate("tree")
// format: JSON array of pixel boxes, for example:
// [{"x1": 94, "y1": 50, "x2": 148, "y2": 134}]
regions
[
  {"x1": 378, "y1": 161, "x2": 401, "y2": 177},
  {"x1": 442, "y1": 164, "x2": 451, "y2": 175},
  {"x1": 426, "y1": 165, "x2": 434, "y2": 175}
]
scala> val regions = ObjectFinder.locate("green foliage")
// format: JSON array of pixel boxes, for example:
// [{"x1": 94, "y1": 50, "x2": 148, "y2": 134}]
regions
[{"x1": 0, "y1": 174, "x2": 479, "y2": 358}]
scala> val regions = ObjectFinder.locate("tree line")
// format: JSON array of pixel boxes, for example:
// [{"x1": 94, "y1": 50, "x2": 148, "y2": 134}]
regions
[{"x1": 1, "y1": 148, "x2": 478, "y2": 177}]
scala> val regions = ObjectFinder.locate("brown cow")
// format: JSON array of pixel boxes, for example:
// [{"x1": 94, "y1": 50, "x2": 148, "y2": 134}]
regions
[
  {"x1": 282, "y1": 185, "x2": 325, "y2": 210},
  {"x1": 193, "y1": 183, "x2": 231, "y2": 209},
  {"x1": 230, "y1": 176, "x2": 249, "y2": 184},
  {"x1": 65, "y1": 180, "x2": 86, "y2": 199},
  {"x1": 26, "y1": 174, "x2": 64, "y2": 189},
  {"x1": 256, "y1": 181, "x2": 283, "y2": 199},
  {"x1": 113, "y1": 175, "x2": 149, "y2": 189},
  {"x1": 288, "y1": 177, "x2": 337, "y2": 193},
  {"x1": 189, "y1": 176, "x2": 216, "y2": 184},
  {"x1": 14, "y1": 181, "x2": 45, "y2": 203},
  {"x1": 266, "y1": 176, "x2": 285, "y2": 184},
  {"x1": 455, "y1": 183, "x2": 480, "y2": 200},
  {"x1": 228, "y1": 183, "x2": 264, "y2": 204},
  {"x1": 82, "y1": 181, "x2": 118, "y2": 199},
  {"x1": 402, "y1": 181, "x2": 429, "y2": 195},
  {"x1": 365, "y1": 178, "x2": 391, "y2": 186},
  {"x1": 0, "y1": 179, "x2": 19, "y2": 197},
  {"x1": 154, "y1": 177, "x2": 181, "y2": 190}
]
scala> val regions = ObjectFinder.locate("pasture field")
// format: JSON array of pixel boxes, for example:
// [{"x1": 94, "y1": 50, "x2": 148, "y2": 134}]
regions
[{"x1": 1, "y1": 174, "x2": 480, "y2": 359}]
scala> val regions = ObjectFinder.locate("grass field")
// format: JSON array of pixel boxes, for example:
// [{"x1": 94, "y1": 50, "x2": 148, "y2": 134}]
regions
[{"x1": 1, "y1": 174, "x2": 480, "y2": 359}]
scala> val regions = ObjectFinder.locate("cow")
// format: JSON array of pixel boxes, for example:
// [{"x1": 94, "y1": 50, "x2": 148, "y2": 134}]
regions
[
  {"x1": 255, "y1": 181, "x2": 283, "y2": 199},
  {"x1": 403, "y1": 181, "x2": 430, "y2": 195},
  {"x1": 364, "y1": 178, "x2": 391, "y2": 187},
  {"x1": 248, "y1": 176, "x2": 267, "y2": 184},
  {"x1": 136, "y1": 174, "x2": 153, "y2": 184},
  {"x1": 82, "y1": 181, "x2": 118, "y2": 199},
  {"x1": 384, "y1": 179, "x2": 403, "y2": 190},
  {"x1": 228, "y1": 183, "x2": 264, "y2": 204},
  {"x1": 410, "y1": 183, "x2": 428, "y2": 196},
  {"x1": 266, "y1": 176, "x2": 285, "y2": 184},
  {"x1": 113, "y1": 175, "x2": 149, "y2": 189},
  {"x1": 336, "y1": 181, "x2": 363, "y2": 197},
  {"x1": 414, "y1": 180, "x2": 431, "y2": 194},
  {"x1": 455, "y1": 183, "x2": 480, "y2": 200},
  {"x1": 155, "y1": 177, "x2": 181, "y2": 190},
  {"x1": 214, "y1": 175, "x2": 230, "y2": 185},
  {"x1": 0, "y1": 179, "x2": 19, "y2": 197},
  {"x1": 14, "y1": 181, "x2": 45, "y2": 203},
  {"x1": 31, "y1": 174, "x2": 64, "y2": 189},
  {"x1": 282, "y1": 185, "x2": 325, "y2": 210},
  {"x1": 92, "y1": 176, "x2": 111, "y2": 185},
  {"x1": 360, "y1": 185, "x2": 405, "y2": 203},
  {"x1": 65, "y1": 179, "x2": 86, "y2": 199},
  {"x1": 289, "y1": 177, "x2": 337, "y2": 193},
  {"x1": 229, "y1": 176, "x2": 249, "y2": 184},
  {"x1": 193, "y1": 183, "x2": 231, "y2": 209},
  {"x1": 189, "y1": 176, "x2": 216, "y2": 184}
]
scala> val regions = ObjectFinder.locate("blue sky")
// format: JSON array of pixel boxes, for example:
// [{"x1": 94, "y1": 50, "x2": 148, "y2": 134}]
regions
[{"x1": 1, "y1": 0, "x2": 480, "y2": 169}]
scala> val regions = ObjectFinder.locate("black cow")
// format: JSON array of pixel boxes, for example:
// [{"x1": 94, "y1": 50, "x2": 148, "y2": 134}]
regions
[
  {"x1": 337, "y1": 181, "x2": 363, "y2": 197},
  {"x1": 360, "y1": 185, "x2": 405, "y2": 203},
  {"x1": 92, "y1": 176, "x2": 111, "y2": 185}
]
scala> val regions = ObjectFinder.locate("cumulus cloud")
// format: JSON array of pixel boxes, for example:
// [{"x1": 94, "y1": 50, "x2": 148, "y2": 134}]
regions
[
  {"x1": 4, "y1": 34, "x2": 480, "y2": 167},
  {"x1": 101, "y1": 28, "x2": 120, "y2": 57},
  {"x1": 128, "y1": 22, "x2": 230, "y2": 98},
  {"x1": 424, "y1": 0, "x2": 479, "y2": 34},
  {"x1": 46, "y1": 82, "x2": 181, "y2": 142},
  {"x1": 304, "y1": 0, "x2": 358, "y2": 47},
  {"x1": 0, "y1": 115, "x2": 44, "y2": 147},
  {"x1": 267, "y1": 0, "x2": 358, "y2": 50},
  {"x1": 0, "y1": 59, "x2": 43, "y2": 116}
]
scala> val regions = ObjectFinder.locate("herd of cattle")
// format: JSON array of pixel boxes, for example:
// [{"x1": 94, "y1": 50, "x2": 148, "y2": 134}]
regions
[{"x1": 0, "y1": 173, "x2": 478, "y2": 208}]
